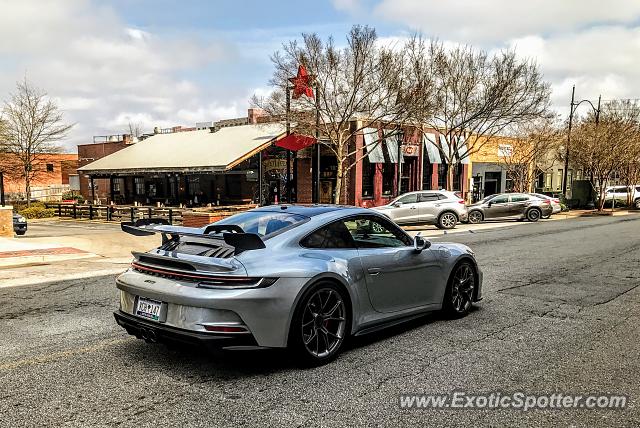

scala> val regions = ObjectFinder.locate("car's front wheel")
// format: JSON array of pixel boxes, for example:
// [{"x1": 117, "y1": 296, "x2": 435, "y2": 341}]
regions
[
  {"x1": 289, "y1": 282, "x2": 349, "y2": 366},
  {"x1": 15, "y1": 230, "x2": 26, "y2": 236},
  {"x1": 442, "y1": 261, "x2": 476, "y2": 318},
  {"x1": 468, "y1": 210, "x2": 483, "y2": 224},
  {"x1": 436, "y1": 212, "x2": 458, "y2": 229},
  {"x1": 635, "y1": 199, "x2": 640, "y2": 209}
]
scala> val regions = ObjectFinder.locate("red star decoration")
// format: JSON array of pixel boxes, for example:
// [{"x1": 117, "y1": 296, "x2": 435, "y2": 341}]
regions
[{"x1": 288, "y1": 65, "x2": 314, "y2": 99}]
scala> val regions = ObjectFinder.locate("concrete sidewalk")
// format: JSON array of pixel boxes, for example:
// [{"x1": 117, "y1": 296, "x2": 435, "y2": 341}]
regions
[{"x1": 0, "y1": 237, "x2": 97, "y2": 268}]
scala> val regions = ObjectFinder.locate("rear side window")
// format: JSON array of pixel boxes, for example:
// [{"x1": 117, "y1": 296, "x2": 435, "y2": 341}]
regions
[
  {"x1": 419, "y1": 193, "x2": 440, "y2": 202},
  {"x1": 511, "y1": 195, "x2": 530, "y2": 202},
  {"x1": 437, "y1": 193, "x2": 448, "y2": 200},
  {"x1": 300, "y1": 221, "x2": 356, "y2": 249}
]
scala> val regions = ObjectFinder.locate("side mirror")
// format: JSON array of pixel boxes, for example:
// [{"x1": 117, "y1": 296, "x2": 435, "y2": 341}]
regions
[
  {"x1": 393, "y1": 201, "x2": 403, "y2": 208},
  {"x1": 487, "y1": 201, "x2": 493, "y2": 207},
  {"x1": 413, "y1": 234, "x2": 431, "y2": 253}
]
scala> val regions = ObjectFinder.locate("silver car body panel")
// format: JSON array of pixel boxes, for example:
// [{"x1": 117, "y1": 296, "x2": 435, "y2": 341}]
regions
[
  {"x1": 372, "y1": 191, "x2": 468, "y2": 224},
  {"x1": 115, "y1": 206, "x2": 482, "y2": 348}
]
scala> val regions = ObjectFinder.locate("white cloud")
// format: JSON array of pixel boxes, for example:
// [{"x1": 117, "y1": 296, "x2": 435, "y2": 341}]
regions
[
  {"x1": 359, "y1": 0, "x2": 640, "y2": 115},
  {"x1": 0, "y1": 0, "x2": 240, "y2": 150},
  {"x1": 332, "y1": 0, "x2": 363, "y2": 14},
  {"x1": 373, "y1": 0, "x2": 640, "y2": 43}
]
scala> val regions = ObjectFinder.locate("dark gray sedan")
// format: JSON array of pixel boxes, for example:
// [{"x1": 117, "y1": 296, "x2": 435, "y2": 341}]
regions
[{"x1": 467, "y1": 193, "x2": 552, "y2": 224}]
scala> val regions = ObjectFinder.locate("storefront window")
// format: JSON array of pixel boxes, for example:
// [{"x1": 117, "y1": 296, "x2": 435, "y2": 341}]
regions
[
  {"x1": 134, "y1": 177, "x2": 145, "y2": 195},
  {"x1": 362, "y1": 148, "x2": 375, "y2": 198},
  {"x1": 422, "y1": 151, "x2": 432, "y2": 190},
  {"x1": 381, "y1": 142, "x2": 394, "y2": 196},
  {"x1": 437, "y1": 164, "x2": 447, "y2": 189}
]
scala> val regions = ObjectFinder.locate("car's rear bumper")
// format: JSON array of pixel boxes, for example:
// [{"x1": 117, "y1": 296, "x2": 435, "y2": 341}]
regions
[
  {"x1": 115, "y1": 269, "x2": 308, "y2": 348},
  {"x1": 114, "y1": 310, "x2": 258, "y2": 349}
]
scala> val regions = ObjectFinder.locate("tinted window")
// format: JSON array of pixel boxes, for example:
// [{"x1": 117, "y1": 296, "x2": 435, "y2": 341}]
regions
[
  {"x1": 419, "y1": 193, "x2": 440, "y2": 202},
  {"x1": 511, "y1": 195, "x2": 530, "y2": 202},
  {"x1": 491, "y1": 195, "x2": 509, "y2": 204},
  {"x1": 301, "y1": 221, "x2": 356, "y2": 249},
  {"x1": 216, "y1": 211, "x2": 307, "y2": 237},
  {"x1": 396, "y1": 194, "x2": 418, "y2": 204},
  {"x1": 436, "y1": 193, "x2": 448, "y2": 200},
  {"x1": 344, "y1": 216, "x2": 412, "y2": 248}
]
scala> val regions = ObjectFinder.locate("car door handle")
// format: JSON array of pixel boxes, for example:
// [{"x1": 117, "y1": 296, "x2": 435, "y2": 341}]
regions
[
  {"x1": 367, "y1": 267, "x2": 382, "y2": 275},
  {"x1": 409, "y1": 206, "x2": 417, "y2": 210}
]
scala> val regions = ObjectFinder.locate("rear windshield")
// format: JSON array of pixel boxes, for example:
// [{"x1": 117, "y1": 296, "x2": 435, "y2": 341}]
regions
[{"x1": 214, "y1": 211, "x2": 308, "y2": 237}]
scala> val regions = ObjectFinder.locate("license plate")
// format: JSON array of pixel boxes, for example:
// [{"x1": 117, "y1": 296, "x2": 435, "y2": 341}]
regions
[{"x1": 135, "y1": 297, "x2": 163, "y2": 321}]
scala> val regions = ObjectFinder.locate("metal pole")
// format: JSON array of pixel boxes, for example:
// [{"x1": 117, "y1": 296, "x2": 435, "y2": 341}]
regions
[
  {"x1": 90, "y1": 176, "x2": 95, "y2": 204},
  {"x1": 258, "y1": 151, "x2": 263, "y2": 206},
  {"x1": 0, "y1": 172, "x2": 5, "y2": 207},
  {"x1": 562, "y1": 85, "x2": 576, "y2": 198},
  {"x1": 314, "y1": 84, "x2": 321, "y2": 203},
  {"x1": 286, "y1": 86, "x2": 291, "y2": 203},
  {"x1": 397, "y1": 134, "x2": 403, "y2": 196}
]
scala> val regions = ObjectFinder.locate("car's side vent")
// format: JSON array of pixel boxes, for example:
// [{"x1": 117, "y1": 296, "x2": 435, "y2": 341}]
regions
[{"x1": 204, "y1": 246, "x2": 235, "y2": 259}]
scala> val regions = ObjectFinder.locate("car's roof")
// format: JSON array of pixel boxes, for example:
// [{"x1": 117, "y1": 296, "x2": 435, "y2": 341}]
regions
[{"x1": 251, "y1": 204, "x2": 360, "y2": 217}]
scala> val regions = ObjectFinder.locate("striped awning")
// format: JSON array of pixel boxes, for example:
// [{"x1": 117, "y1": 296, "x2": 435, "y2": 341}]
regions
[
  {"x1": 363, "y1": 128, "x2": 385, "y2": 163},
  {"x1": 383, "y1": 130, "x2": 404, "y2": 164},
  {"x1": 423, "y1": 133, "x2": 442, "y2": 164}
]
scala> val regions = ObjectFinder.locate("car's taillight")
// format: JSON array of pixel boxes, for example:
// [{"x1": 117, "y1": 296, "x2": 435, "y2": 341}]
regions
[
  {"x1": 553, "y1": 198, "x2": 560, "y2": 203},
  {"x1": 458, "y1": 199, "x2": 465, "y2": 204}
]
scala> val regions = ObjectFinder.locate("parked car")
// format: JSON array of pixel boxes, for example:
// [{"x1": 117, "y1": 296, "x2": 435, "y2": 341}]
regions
[
  {"x1": 115, "y1": 205, "x2": 482, "y2": 365},
  {"x1": 371, "y1": 190, "x2": 468, "y2": 229},
  {"x1": 467, "y1": 193, "x2": 552, "y2": 224},
  {"x1": 600, "y1": 185, "x2": 640, "y2": 208},
  {"x1": 530, "y1": 193, "x2": 562, "y2": 217},
  {"x1": 13, "y1": 213, "x2": 27, "y2": 235}
]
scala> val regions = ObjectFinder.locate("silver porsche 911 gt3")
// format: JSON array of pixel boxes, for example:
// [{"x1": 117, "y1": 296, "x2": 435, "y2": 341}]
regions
[{"x1": 114, "y1": 205, "x2": 482, "y2": 365}]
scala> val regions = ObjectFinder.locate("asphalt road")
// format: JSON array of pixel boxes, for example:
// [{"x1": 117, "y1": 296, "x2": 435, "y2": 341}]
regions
[{"x1": 1, "y1": 215, "x2": 639, "y2": 427}]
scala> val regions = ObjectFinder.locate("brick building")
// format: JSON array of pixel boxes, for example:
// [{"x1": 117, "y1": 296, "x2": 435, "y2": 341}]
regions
[{"x1": 0, "y1": 153, "x2": 78, "y2": 201}]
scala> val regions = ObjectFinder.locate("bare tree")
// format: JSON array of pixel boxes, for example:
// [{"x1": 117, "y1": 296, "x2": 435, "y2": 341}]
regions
[
  {"x1": 498, "y1": 119, "x2": 562, "y2": 192},
  {"x1": 0, "y1": 79, "x2": 74, "y2": 206},
  {"x1": 405, "y1": 38, "x2": 552, "y2": 190},
  {"x1": 253, "y1": 25, "x2": 412, "y2": 204},
  {"x1": 607, "y1": 100, "x2": 640, "y2": 207},
  {"x1": 571, "y1": 104, "x2": 638, "y2": 211},
  {"x1": 127, "y1": 121, "x2": 143, "y2": 138}
]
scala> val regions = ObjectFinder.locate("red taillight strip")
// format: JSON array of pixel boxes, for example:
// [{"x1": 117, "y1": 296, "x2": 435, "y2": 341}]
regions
[{"x1": 131, "y1": 262, "x2": 257, "y2": 283}]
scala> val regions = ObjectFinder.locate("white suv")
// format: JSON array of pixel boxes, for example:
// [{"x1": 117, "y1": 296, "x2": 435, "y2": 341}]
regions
[
  {"x1": 602, "y1": 185, "x2": 640, "y2": 209},
  {"x1": 372, "y1": 190, "x2": 468, "y2": 229}
]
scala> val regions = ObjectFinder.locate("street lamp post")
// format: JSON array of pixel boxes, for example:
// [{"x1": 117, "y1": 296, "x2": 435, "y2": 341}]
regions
[{"x1": 562, "y1": 86, "x2": 601, "y2": 199}]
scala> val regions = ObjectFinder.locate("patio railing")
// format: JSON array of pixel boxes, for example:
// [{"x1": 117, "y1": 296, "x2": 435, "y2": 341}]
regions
[{"x1": 45, "y1": 203, "x2": 184, "y2": 225}]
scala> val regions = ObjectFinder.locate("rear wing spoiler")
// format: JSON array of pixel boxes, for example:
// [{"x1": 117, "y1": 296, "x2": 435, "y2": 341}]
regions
[{"x1": 120, "y1": 218, "x2": 265, "y2": 252}]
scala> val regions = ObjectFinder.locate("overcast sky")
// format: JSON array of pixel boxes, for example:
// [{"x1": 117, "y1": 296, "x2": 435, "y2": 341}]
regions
[{"x1": 1, "y1": 0, "x2": 638, "y2": 150}]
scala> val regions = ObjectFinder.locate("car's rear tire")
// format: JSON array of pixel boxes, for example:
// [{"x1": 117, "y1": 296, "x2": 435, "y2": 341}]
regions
[
  {"x1": 541, "y1": 211, "x2": 551, "y2": 219},
  {"x1": 289, "y1": 281, "x2": 350, "y2": 367},
  {"x1": 635, "y1": 199, "x2": 640, "y2": 210},
  {"x1": 442, "y1": 261, "x2": 476, "y2": 318},
  {"x1": 526, "y1": 208, "x2": 541, "y2": 222},
  {"x1": 436, "y1": 212, "x2": 458, "y2": 229},
  {"x1": 468, "y1": 210, "x2": 483, "y2": 224},
  {"x1": 15, "y1": 231, "x2": 26, "y2": 236}
]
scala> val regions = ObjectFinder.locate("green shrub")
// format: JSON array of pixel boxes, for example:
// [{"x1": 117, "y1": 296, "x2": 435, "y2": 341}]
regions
[
  {"x1": 18, "y1": 206, "x2": 56, "y2": 219},
  {"x1": 61, "y1": 191, "x2": 85, "y2": 203}
]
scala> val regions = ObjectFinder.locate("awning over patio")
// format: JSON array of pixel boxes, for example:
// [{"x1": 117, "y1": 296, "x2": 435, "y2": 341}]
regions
[
  {"x1": 78, "y1": 123, "x2": 287, "y2": 175},
  {"x1": 363, "y1": 127, "x2": 403, "y2": 163},
  {"x1": 274, "y1": 133, "x2": 316, "y2": 151}
]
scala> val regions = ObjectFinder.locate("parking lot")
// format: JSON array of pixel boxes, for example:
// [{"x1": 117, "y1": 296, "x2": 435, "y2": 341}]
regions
[{"x1": 1, "y1": 214, "x2": 639, "y2": 427}]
